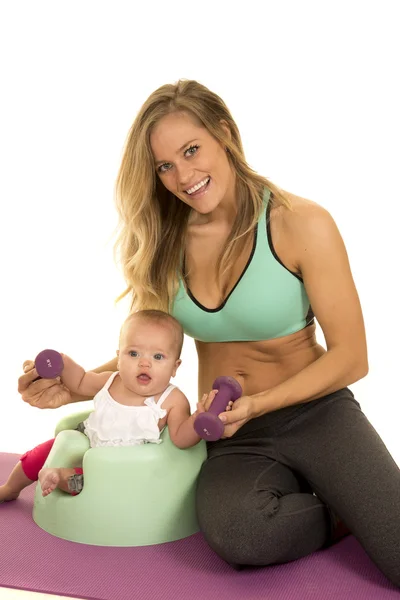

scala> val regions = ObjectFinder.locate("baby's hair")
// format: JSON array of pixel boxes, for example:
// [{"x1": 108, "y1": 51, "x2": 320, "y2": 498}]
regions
[{"x1": 121, "y1": 309, "x2": 184, "y2": 357}]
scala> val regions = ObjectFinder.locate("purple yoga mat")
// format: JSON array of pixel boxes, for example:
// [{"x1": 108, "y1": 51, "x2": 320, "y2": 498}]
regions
[{"x1": 0, "y1": 452, "x2": 398, "y2": 600}]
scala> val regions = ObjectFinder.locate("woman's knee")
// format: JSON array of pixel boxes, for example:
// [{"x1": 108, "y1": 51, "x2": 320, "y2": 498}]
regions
[
  {"x1": 197, "y1": 479, "x2": 329, "y2": 565},
  {"x1": 197, "y1": 499, "x2": 276, "y2": 565},
  {"x1": 199, "y1": 506, "x2": 329, "y2": 566}
]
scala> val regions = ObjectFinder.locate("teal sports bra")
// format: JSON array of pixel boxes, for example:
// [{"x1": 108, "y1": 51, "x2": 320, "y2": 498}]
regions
[{"x1": 171, "y1": 188, "x2": 314, "y2": 342}]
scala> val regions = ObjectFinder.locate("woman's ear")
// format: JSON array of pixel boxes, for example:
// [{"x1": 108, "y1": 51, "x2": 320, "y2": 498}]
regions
[{"x1": 220, "y1": 119, "x2": 232, "y2": 142}]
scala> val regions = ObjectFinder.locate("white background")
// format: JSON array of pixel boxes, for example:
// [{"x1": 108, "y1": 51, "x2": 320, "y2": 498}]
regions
[{"x1": 0, "y1": 1, "x2": 399, "y2": 464}]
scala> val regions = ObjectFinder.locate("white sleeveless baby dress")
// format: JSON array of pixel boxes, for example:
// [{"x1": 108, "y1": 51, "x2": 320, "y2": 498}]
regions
[{"x1": 83, "y1": 372, "x2": 176, "y2": 447}]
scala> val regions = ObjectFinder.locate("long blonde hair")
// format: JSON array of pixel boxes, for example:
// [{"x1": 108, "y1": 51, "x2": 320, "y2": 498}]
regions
[{"x1": 114, "y1": 79, "x2": 291, "y2": 313}]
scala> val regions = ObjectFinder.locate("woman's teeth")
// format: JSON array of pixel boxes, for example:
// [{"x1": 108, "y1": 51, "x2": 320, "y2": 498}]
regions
[{"x1": 186, "y1": 177, "x2": 210, "y2": 195}]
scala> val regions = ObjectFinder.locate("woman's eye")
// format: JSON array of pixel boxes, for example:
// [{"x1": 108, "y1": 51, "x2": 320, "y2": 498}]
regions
[
  {"x1": 185, "y1": 144, "x2": 199, "y2": 157},
  {"x1": 157, "y1": 145, "x2": 199, "y2": 174}
]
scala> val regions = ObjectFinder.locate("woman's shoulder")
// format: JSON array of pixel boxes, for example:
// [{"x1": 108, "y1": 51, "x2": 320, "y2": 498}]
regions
[
  {"x1": 272, "y1": 189, "x2": 337, "y2": 236},
  {"x1": 273, "y1": 189, "x2": 326, "y2": 215},
  {"x1": 270, "y1": 190, "x2": 342, "y2": 273}
]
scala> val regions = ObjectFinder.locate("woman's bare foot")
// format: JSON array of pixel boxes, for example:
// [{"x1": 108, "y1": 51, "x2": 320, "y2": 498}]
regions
[
  {"x1": 0, "y1": 484, "x2": 21, "y2": 502},
  {"x1": 38, "y1": 468, "x2": 61, "y2": 497}
]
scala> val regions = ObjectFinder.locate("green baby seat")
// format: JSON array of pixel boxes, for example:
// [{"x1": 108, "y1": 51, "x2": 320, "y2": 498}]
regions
[{"x1": 32, "y1": 409, "x2": 207, "y2": 547}]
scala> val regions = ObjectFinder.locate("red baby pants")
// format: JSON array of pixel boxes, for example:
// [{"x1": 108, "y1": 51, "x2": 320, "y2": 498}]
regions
[{"x1": 20, "y1": 439, "x2": 83, "y2": 480}]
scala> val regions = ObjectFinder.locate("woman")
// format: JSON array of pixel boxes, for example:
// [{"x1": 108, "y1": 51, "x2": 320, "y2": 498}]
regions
[{"x1": 18, "y1": 80, "x2": 400, "y2": 586}]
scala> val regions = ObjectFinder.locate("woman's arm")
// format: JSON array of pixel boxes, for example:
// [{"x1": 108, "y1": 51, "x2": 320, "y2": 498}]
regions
[
  {"x1": 220, "y1": 202, "x2": 368, "y2": 433},
  {"x1": 91, "y1": 357, "x2": 119, "y2": 374}
]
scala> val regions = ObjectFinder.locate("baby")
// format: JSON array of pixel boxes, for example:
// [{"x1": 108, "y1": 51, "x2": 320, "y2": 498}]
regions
[{"x1": 0, "y1": 309, "x2": 220, "y2": 501}]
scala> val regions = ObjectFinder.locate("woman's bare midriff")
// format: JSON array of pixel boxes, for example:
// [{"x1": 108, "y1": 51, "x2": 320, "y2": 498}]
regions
[{"x1": 195, "y1": 322, "x2": 326, "y2": 400}]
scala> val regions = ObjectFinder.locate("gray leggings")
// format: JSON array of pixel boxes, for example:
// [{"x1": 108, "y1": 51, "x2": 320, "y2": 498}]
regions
[{"x1": 196, "y1": 388, "x2": 400, "y2": 587}]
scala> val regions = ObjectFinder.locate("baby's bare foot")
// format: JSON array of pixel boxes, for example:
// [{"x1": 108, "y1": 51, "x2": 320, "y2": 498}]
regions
[
  {"x1": 38, "y1": 468, "x2": 61, "y2": 497},
  {"x1": 0, "y1": 484, "x2": 20, "y2": 503}
]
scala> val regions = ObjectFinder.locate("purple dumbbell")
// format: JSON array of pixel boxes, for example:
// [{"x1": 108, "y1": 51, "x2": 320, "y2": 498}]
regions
[
  {"x1": 194, "y1": 376, "x2": 242, "y2": 441},
  {"x1": 33, "y1": 349, "x2": 64, "y2": 381}
]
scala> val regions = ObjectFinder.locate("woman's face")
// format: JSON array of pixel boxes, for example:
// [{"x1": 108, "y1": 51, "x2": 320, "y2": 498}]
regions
[{"x1": 150, "y1": 111, "x2": 235, "y2": 216}]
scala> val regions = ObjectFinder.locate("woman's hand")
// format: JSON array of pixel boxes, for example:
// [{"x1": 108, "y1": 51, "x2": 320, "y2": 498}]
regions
[
  {"x1": 217, "y1": 395, "x2": 255, "y2": 438},
  {"x1": 18, "y1": 360, "x2": 72, "y2": 409}
]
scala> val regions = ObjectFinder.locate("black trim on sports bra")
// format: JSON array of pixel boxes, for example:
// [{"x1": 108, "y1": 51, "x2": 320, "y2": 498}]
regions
[
  {"x1": 266, "y1": 200, "x2": 315, "y2": 328},
  {"x1": 182, "y1": 200, "x2": 315, "y2": 328},
  {"x1": 266, "y1": 199, "x2": 304, "y2": 283},
  {"x1": 182, "y1": 224, "x2": 258, "y2": 313}
]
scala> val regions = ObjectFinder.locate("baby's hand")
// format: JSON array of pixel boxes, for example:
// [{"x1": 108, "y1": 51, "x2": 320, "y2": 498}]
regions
[{"x1": 195, "y1": 390, "x2": 233, "y2": 414}]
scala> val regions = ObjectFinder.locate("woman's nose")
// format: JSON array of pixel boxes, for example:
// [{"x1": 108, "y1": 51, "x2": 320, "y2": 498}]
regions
[{"x1": 176, "y1": 165, "x2": 194, "y2": 188}]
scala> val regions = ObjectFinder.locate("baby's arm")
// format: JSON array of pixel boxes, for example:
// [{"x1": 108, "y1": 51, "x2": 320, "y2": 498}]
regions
[
  {"x1": 60, "y1": 353, "x2": 114, "y2": 397},
  {"x1": 163, "y1": 389, "x2": 218, "y2": 449}
]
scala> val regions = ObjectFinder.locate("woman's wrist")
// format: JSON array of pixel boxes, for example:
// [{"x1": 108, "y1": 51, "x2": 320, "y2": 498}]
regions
[{"x1": 249, "y1": 390, "x2": 271, "y2": 419}]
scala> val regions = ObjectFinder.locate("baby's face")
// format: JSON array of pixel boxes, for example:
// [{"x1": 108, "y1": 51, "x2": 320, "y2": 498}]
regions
[{"x1": 117, "y1": 319, "x2": 181, "y2": 396}]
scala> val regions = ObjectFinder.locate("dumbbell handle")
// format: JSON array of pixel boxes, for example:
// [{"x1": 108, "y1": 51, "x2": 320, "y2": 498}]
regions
[
  {"x1": 207, "y1": 386, "x2": 234, "y2": 416},
  {"x1": 194, "y1": 376, "x2": 242, "y2": 441}
]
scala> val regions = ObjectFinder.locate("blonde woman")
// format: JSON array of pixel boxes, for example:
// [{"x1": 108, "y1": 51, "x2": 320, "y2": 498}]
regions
[{"x1": 18, "y1": 80, "x2": 399, "y2": 586}]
